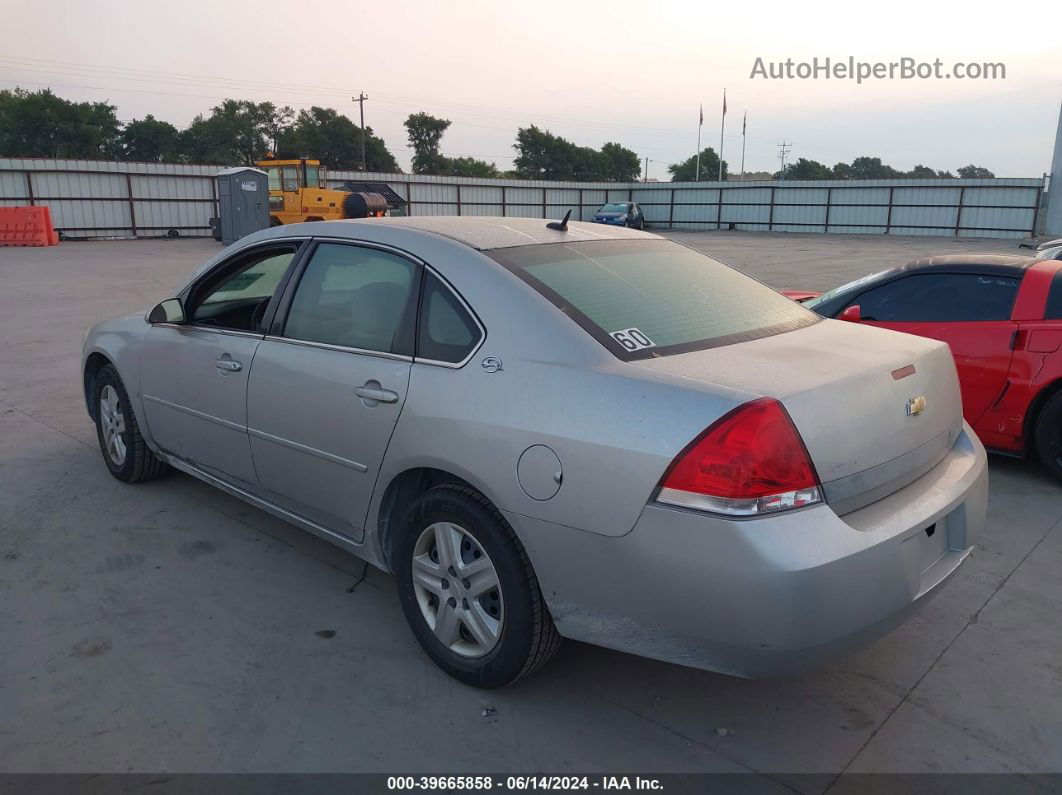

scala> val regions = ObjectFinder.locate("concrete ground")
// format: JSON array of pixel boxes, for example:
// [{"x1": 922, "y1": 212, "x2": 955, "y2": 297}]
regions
[{"x1": 1, "y1": 231, "x2": 1060, "y2": 786}]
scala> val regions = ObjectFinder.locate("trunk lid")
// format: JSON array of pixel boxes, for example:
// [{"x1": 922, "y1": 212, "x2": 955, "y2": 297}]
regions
[{"x1": 632, "y1": 319, "x2": 963, "y2": 515}]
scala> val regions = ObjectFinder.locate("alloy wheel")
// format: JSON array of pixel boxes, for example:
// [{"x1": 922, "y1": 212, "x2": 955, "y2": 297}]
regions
[{"x1": 99, "y1": 384, "x2": 127, "y2": 467}]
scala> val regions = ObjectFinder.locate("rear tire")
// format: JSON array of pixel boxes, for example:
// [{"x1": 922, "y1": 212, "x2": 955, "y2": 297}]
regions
[
  {"x1": 394, "y1": 485, "x2": 561, "y2": 687},
  {"x1": 1034, "y1": 391, "x2": 1062, "y2": 482},
  {"x1": 94, "y1": 364, "x2": 168, "y2": 483}
]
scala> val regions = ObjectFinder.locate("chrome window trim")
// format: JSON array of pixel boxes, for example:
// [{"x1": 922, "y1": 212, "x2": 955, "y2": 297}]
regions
[
  {"x1": 263, "y1": 334, "x2": 412, "y2": 362},
  {"x1": 265, "y1": 235, "x2": 486, "y2": 368},
  {"x1": 180, "y1": 236, "x2": 311, "y2": 302},
  {"x1": 414, "y1": 267, "x2": 487, "y2": 371},
  {"x1": 149, "y1": 323, "x2": 264, "y2": 340}
]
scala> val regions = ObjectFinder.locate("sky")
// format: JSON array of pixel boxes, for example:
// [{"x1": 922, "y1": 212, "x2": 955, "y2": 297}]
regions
[{"x1": 2, "y1": 0, "x2": 1060, "y2": 180}]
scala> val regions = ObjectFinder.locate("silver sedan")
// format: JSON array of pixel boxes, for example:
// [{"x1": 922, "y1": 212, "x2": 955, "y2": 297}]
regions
[{"x1": 82, "y1": 217, "x2": 988, "y2": 687}]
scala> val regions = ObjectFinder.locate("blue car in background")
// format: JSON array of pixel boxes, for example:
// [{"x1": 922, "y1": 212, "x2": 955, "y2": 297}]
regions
[{"x1": 592, "y1": 202, "x2": 644, "y2": 229}]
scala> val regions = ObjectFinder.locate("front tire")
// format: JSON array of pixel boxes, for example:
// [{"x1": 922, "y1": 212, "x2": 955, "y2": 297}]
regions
[
  {"x1": 94, "y1": 364, "x2": 168, "y2": 483},
  {"x1": 1034, "y1": 391, "x2": 1062, "y2": 482},
  {"x1": 394, "y1": 485, "x2": 561, "y2": 687}
]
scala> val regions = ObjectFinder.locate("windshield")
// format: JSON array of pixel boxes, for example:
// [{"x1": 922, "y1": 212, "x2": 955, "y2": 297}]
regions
[
  {"x1": 487, "y1": 239, "x2": 818, "y2": 360},
  {"x1": 803, "y1": 269, "x2": 894, "y2": 310},
  {"x1": 599, "y1": 203, "x2": 628, "y2": 213}
]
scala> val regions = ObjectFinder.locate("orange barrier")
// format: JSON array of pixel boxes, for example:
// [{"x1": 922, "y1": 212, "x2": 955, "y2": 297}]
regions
[{"x1": 0, "y1": 206, "x2": 59, "y2": 247}]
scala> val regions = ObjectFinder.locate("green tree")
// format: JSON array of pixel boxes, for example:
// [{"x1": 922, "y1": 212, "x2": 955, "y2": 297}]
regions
[
  {"x1": 119, "y1": 115, "x2": 180, "y2": 162},
  {"x1": 774, "y1": 157, "x2": 832, "y2": 180},
  {"x1": 444, "y1": 156, "x2": 498, "y2": 178},
  {"x1": 0, "y1": 88, "x2": 121, "y2": 158},
  {"x1": 957, "y1": 164, "x2": 995, "y2": 178},
  {"x1": 600, "y1": 141, "x2": 641, "y2": 182},
  {"x1": 265, "y1": 105, "x2": 295, "y2": 155},
  {"x1": 179, "y1": 100, "x2": 284, "y2": 165},
  {"x1": 514, "y1": 126, "x2": 637, "y2": 181},
  {"x1": 906, "y1": 164, "x2": 938, "y2": 178},
  {"x1": 286, "y1": 106, "x2": 398, "y2": 171},
  {"x1": 405, "y1": 112, "x2": 452, "y2": 175},
  {"x1": 667, "y1": 147, "x2": 727, "y2": 181},
  {"x1": 847, "y1": 156, "x2": 898, "y2": 179}
]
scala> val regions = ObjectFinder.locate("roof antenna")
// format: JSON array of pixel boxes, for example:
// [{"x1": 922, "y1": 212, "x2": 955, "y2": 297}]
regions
[{"x1": 546, "y1": 209, "x2": 572, "y2": 232}]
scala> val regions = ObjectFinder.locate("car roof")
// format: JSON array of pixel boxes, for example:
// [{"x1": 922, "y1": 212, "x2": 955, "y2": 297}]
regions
[
  {"x1": 902, "y1": 254, "x2": 1039, "y2": 275},
  {"x1": 325, "y1": 216, "x2": 659, "y2": 250}
]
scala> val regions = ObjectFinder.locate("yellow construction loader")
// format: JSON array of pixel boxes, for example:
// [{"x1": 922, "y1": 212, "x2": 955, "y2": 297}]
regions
[{"x1": 256, "y1": 158, "x2": 388, "y2": 225}]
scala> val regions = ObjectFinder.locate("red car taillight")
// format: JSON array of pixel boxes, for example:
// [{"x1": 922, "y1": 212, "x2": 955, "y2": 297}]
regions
[{"x1": 656, "y1": 398, "x2": 822, "y2": 517}]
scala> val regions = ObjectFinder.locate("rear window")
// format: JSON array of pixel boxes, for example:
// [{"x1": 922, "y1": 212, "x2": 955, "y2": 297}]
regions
[
  {"x1": 486, "y1": 239, "x2": 818, "y2": 360},
  {"x1": 1046, "y1": 270, "x2": 1062, "y2": 320}
]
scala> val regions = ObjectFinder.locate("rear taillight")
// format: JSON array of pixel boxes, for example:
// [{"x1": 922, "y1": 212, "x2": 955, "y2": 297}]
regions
[{"x1": 656, "y1": 398, "x2": 822, "y2": 517}]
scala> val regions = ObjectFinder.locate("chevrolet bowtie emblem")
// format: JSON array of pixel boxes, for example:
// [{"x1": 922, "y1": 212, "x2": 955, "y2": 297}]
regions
[{"x1": 906, "y1": 395, "x2": 928, "y2": 416}]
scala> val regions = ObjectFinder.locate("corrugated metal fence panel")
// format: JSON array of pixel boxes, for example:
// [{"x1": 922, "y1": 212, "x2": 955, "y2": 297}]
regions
[
  {"x1": 892, "y1": 186, "x2": 962, "y2": 206},
  {"x1": 503, "y1": 187, "x2": 542, "y2": 205},
  {"x1": 773, "y1": 187, "x2": 830, "y2": 205},
  {"x1": 960, "y1": 206, "x2": 1034, "y2": 237},
  {"x1": 0, "y1": 159, "x2": 1044, "y2": 238},
  {"x1": 132, "y1": 174, "x2": 212, "y2": 200},
  {"x1": 45, "y1": 199, "x2": 131, "y2": 231},
  {"x1": 545, "y1": 188, "x2": 579, "y2": 204},
  {"x1": 962, "y1": 186, "x2": 1039, "y2": 206},
  {"x1": 34, "y1": 171, "x2": 127, "y2": 199},
  {"x1": 0, "y1": 171, "x2": 29, "y2": 199},
  {"x1": 134, "y1": 200, "x2": 212, "y2": 231},
  {"x1": 770, "y1": 204, "x2": 827, "y2": 227},
  {"x1": 463, "y1": 185, "x2": 503, "y2": 206}
]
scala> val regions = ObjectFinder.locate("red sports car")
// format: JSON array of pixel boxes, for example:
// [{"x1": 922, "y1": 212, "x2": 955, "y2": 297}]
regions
[{"x1": 785, "y1": 255, "x2": 1062, "y2": 481}]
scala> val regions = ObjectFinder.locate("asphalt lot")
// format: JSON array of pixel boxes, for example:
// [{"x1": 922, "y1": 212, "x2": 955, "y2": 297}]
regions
[{"x1": 1, "y1": 230, "x2": 1061, "y2": 785}]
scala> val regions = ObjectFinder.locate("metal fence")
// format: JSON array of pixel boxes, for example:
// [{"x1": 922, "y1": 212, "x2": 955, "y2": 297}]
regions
[{"x1": 0, "y1": 157, "x2": 1046, "y2": 240}]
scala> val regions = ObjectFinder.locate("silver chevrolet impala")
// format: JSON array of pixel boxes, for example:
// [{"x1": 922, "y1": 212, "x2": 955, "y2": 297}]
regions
[{"x1": 82, "y1": 217, "x2": 988, "y2": 687}]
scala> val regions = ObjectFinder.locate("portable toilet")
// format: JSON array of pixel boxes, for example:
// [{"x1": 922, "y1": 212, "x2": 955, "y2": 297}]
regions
[{"x1": 216, "y1": 167, "x2": 269, "y2": 244}]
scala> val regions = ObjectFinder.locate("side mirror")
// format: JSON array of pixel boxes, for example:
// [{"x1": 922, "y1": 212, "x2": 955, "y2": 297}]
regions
[
  {"x1": 839, "y1": 305, "x2": 861, "y2": 323},
  {"x1": 148, "y1": 299, "x2": 185, "y2": 324}
]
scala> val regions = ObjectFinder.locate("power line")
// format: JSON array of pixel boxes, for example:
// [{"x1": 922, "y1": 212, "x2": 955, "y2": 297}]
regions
[{"x1": 0, "y1": 55, "x2": 699, "y2": 138}]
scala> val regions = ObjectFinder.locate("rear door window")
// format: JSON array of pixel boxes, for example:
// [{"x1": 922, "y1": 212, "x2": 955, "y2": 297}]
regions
[
  {"x1": 850, "y1": 272, "x2": 1020, "y2": 322},
  {"x1": 282, "y1": 243, "x2": 417, "y2": 354},
  {"x1": 487, "y1": 239, "x2": 817, "y2": 360},
  {"x1": 417, "y1": 273, "x2": 482, "y2": 364}
]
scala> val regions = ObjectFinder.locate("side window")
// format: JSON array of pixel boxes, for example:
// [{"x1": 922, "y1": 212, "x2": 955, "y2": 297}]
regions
[
  {"x1": 849, "y1": 273, "x2": 1020, "y2": 322},
  {"x1": 190, "y1": 247, "x2": 296, "y2": 331},
  {"x1": 417, "y1": 273, "x2": 482, "y2": 364},
  {"x1": 1045, "y1": 271, "x2": 1062, "y2": 320},
  {"x1": 281, "y1": 166, "x2": 299, "y2": 191},
  {"x1": 283, "y1": 243, "x2": 416, "y2": 353},
  {"x1": 266, "y1": 167, "x2": 280, "y2": 191}
]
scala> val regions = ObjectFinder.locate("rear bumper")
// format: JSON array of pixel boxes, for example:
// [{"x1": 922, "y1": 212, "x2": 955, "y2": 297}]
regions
[{"x1": 511, "y1": 423, "x2": 988, "y2": 678}]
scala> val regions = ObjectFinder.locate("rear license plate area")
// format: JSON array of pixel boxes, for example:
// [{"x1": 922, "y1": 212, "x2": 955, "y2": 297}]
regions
[{"x1": 903, "y1": 518, "x2": 949, "y2": 575}]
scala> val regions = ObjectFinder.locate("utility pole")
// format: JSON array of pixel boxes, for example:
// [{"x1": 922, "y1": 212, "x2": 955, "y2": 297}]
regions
[
  {"x1": 353, "y1": 92, "x2": 368, "y2": 171},
  {"x1": 643, "y1": 156, "x2": 649, "y2": 183},
  {"x1": 777, "y1": 141, "x2": 792, "y2": 181}
]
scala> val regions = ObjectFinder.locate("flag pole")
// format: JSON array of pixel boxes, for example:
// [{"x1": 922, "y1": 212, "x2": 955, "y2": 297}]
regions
[
  {"x1": 695, "y1": 104, "x2": 703, "y2": 181},
  {"x1": 718, "y1": 88, "x2": 726, "y2": 182},
  {"x1": 740, "y1": 110, "x2": 747, "y2": 181}
]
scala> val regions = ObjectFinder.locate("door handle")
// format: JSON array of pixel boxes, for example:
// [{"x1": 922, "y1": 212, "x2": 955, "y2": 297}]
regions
[
  {"x1": 215, "y1": 358, "x2": 242, "y2": 372},
  {"x1": 354, "y1": 385, "x2": 399, "y2": 404}
]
